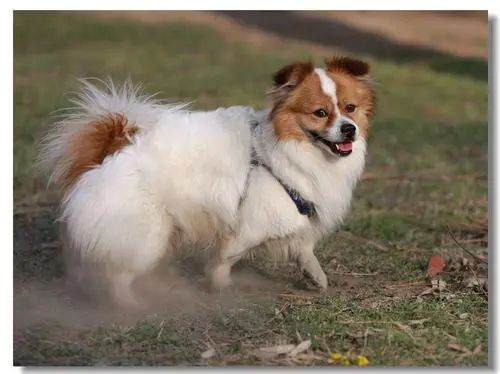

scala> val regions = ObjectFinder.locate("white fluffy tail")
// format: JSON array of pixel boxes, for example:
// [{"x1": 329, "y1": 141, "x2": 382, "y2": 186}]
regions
[{"x1": 36, "y1": 78, "x2": 182, "y2": 192}]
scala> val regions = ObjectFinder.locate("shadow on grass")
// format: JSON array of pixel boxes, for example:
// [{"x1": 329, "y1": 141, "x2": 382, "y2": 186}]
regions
[{"x1": 215, "y1": 11, "x2": 488, "y2": 82}]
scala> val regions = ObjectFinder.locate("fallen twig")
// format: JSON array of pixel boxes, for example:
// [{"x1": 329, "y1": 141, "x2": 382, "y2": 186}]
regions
[
  {"x1": 330, "y1": 271, "x2": 379, "y2": 277},
  {"x1": 384, "y1": 280, "x2": 426, "y2": 289},
  {"x1": 337, "y1": 231, "x2": 388, "y2": 252},
  {"x1": 446, "y1": 225, "x2": 488, "y2": 264},
  {"x1": 444, "y1": 238, "x2": 486, "y2": 245},
  {"x1": 278, "y1": 293, "x2": 313, "y2": 300},
  {"x1": 336, "y1": 319, "x2": 428, "y2": 325}
]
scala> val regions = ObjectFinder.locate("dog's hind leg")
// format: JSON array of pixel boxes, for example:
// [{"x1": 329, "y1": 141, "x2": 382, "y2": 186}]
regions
[
  {"x1": 104, "y1": 213, "x2": 173, "y2": 309},
  {"x1": 109, "y1": 271, "x2": 141, "y2": 308},
  {"x1": 106, "y1": 241, "x2": 169, "y2": 309}
]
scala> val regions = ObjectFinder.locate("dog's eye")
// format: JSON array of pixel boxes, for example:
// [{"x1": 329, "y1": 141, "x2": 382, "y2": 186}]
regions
[
  {"x1": 313, "y1": 109, "x2": 328, "y2": 118},
  {"x1": 345, "y1": 104, "x2": 357, "y2": 113}
]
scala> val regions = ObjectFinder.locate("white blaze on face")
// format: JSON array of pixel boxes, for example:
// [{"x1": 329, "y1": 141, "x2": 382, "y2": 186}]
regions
[
  {"x1": 314, "y1": 68, "x2": 340, "y2": 117},
  {"x1": 314, "y1": 68, "x2": 358, "y2": 142}
]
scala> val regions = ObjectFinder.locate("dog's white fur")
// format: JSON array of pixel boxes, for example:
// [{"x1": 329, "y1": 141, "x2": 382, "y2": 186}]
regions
[{"x1": 38, "y1": 72, "x2": 367, "y2": 307}]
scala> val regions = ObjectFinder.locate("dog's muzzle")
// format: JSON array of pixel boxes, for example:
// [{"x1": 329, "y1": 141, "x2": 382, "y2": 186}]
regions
[{"x1": 307, "y1": 122, "x2": 356, "y2": 157}]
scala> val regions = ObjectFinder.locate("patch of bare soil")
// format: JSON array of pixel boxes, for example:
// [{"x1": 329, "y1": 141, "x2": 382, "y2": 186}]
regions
[
  {"x1": 85, "y1": 10, "x2": 487, "y2": 59},
  {"x1": 14, "y1": 268, "x2": 371, "y2": 338},
  {"x1": 14, "y1": 265, "x2": 357, "y2": 336},
  {"x1": 13, "y1": 264, "x2": 287, "y2": 331},
  {"x1": 13, "y1": 209, "x2": 336, "y2": 334},
  {"x1": 311, "y1": 11, "x2": 488, "y2": 59}
]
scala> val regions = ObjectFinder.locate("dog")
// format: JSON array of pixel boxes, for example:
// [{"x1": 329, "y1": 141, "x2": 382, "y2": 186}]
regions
[{"x1": 37, "y1": 56, "x2": 376, "y2": 307}]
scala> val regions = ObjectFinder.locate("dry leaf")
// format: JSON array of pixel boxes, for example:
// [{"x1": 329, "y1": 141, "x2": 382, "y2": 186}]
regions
[
  {"x1": 289, "y1": 340, "x2": 312, "y2": 357},
  {"x1": 408, "y1": 319, "x2": 429, "y2": 326},
  {"x1": 447, "y1": 343, "x2": 471, "y2": 354},
  {"x1": 418, "y1": 287, "x2": 435, "y2": 297},
  {"x1": 201, "y1": 348, "x2": 216, "y2": 359},
  {"x1": 455, "y1": 344, "x2": 483, "y2": 363},
  {"x1": 476, "y1": 254, "x2": 488, "y2": 262},
  {"x1": 253, "y1": 344, "x2": 295, "y2": 359},
  {"x1": 427, "y1": 255, "x2": 445, "y2": 278},
  {"x1": 384, "y1": 280, "x2": 426, "y2": 289},
  {"x1": 418, "y1": 280, "x2": 447, "y2": 297},
  {"x1": 465, "y1": 276, "x2": 487, "y2": 287},
  {"x1": 431, "y1": 278, "x2": 447, "y2": 291}
]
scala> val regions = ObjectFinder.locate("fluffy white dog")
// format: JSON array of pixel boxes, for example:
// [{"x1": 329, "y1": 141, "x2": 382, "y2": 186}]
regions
[{"x1": 38, "y1": 56, "x2": 376, "y2": 307}]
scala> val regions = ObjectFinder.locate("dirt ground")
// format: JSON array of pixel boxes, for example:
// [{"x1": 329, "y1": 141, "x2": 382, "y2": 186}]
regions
[
  {"x1": 309, "y1": 11, "x2": 488, "y2": 58},
  {"x1": 88, "y1": 10, "x2": 488, "y2": 59}
]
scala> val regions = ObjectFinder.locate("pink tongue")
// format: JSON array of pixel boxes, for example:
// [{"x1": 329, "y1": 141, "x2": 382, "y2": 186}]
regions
[{"x1": 337, "y1": 141, "x2": 353, "y2": 152}]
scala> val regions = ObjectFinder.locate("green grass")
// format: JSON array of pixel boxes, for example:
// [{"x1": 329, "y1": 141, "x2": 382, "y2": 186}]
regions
[{"x1": 13, "y1": 11, "x2": 488, "y2": 367}]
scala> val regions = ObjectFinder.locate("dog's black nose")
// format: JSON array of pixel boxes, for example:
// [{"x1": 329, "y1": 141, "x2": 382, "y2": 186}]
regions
[{"x1": 340, "y1": 123, "x2": 356, "y2": 139}]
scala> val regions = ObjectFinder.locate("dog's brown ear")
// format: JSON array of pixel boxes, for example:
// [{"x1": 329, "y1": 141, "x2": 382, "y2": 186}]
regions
[
  {"x1": 273, "y1": 61, "x2": 314, "y2": 88},
  {"x1": 326, "y1": 56, "x2": 370, "y2": 77}
]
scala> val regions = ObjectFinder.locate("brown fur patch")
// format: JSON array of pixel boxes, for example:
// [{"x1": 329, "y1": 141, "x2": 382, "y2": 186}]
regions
[
  {"x1": 325, "y1": 69, "x2": 377, "y2": 140},
  {"x1": 271, "y1": 72, "x2": 338, "y2": 141},
  {"x1": 61, "y1": 113, "x2": 138, "y2": 193},
  {"x1": 268, "y1": 62, "x2": 315, "y2": 125},
  {"x1": 272, "y1": 61, "x2": 314, "y2": 88},
  {"x1": 326, "y1": 56, "x2": 371, "y2": 77},
  {"x1": 269, "y1": 56, "x2": 377, "y2": 142}
]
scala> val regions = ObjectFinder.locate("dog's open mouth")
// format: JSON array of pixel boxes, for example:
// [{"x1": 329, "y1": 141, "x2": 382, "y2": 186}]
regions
[{"x1": 307, "y1": 131, "x2": 353, "y2": 157}]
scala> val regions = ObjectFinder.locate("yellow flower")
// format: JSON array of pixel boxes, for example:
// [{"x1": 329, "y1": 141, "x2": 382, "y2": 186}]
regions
[
  {"x1": 330, "y1": 352, "x2": 343, "y2": 361},
  {"x1": 355, "y1": 355, "x2": 369, "y2": 366}
]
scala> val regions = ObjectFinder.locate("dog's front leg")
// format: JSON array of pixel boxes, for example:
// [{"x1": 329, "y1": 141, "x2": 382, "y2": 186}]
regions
[{"x1": 296, "y1": 240, "x2": 328, "y2": 290}]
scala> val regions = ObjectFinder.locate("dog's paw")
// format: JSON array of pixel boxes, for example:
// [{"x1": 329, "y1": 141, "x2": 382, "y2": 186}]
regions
[
  {"x1": 298, "y1": 254, "x2": 328, "y2": 291},
  {"x1": 303, "y1": 268, "x2": 328, "y2": 290},
  {"x1": 208, "y1": 263, "x2": 234, "y2": 292}
]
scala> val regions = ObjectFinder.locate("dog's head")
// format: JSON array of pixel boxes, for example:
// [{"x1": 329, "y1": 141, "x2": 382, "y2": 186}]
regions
[{"x1": 268, "y1": 56, "x2": 376, "y2": 157}]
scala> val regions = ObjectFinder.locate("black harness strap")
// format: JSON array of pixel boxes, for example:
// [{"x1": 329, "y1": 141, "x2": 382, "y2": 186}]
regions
[
  {"x1": 250, "y1": 158, "x2": 317, "y2": 218},
  {"x1": 246, "y1": 118, "x2": 316, "y2": 218}
]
